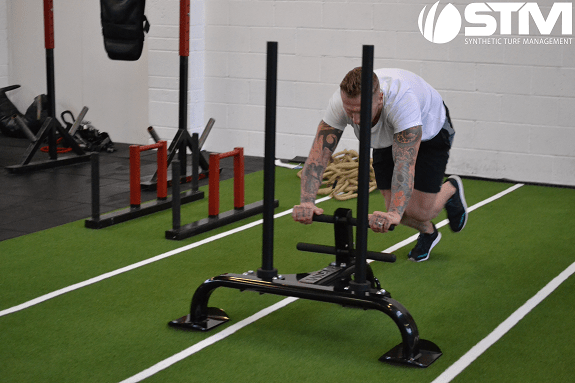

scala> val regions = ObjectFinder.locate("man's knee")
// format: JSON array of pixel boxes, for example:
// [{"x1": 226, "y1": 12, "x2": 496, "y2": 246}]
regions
[
  {"x1": 380, "y1": 189, "x2": 441, "y2": 222},
  {"x1": 404, "y1": 207, "x2": 434, "y2": 223},
  {"x1": 405, "y1": 190, "x2": 441, "y2": 222}
]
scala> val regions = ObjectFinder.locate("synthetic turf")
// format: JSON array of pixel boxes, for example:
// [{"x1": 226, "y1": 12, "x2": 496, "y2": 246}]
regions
[{"x1": 0, "y1": 170, "x2": 573, "y2": 383}]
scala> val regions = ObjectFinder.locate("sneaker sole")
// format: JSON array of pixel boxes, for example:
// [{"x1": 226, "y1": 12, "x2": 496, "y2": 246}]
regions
[
  {"x1": 409, "y1": 232, "x2": 442, "y2": 262},
  {"x1": 448, "y1": 175, "x2": 468, "y2": 232}
]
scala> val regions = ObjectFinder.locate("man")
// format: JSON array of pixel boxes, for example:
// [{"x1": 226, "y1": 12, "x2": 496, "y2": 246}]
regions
[{"x1": 292, "y1": 67, "x2": 468, "y2": 262}]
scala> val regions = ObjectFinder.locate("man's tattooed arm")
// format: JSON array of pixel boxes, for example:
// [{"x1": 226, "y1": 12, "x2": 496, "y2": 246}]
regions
[
  {"x1": 300, "y1": 121, "x2": 342, "y2": 203},
  {"x1": 388, "y1": 125, "x2": 422, "y2": 220}
]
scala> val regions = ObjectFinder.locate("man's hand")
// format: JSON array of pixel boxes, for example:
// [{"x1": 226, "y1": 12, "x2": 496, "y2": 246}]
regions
[
  {"x1": 292, "y1": 202, "x2": 324, "y2": 224},
  {"x1": 368, "y1": 211, "x2": 400, "y2": 233}
]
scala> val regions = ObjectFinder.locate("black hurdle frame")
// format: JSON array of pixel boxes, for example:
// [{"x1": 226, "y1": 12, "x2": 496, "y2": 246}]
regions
[
  {"x1": 164, "y1": 153, "x2": 277, "y2": 240},
  {"x1": 6, "y1": 0, "x2": 91, "y2": 174},
  {"x1": 168, "y1": 43, "x2": 442, "y2": 367},
  {"x1": 85, "y1": 134, "x2": 204, "y2": 230}
]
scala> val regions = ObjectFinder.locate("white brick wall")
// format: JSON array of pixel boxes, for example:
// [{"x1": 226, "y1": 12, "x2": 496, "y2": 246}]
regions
[
  {"x1": 3, "y1": 1, "x2": 572, "y2": 186},
  {"x1": 201, "y1": 0, "x2": 575, "y2": 187},
  {"x1": 0, "y1": 0, "x2": 8, "y2": 88},
  {"x1": 5, "y1": 0, "x2": 149, "y2": 145}
]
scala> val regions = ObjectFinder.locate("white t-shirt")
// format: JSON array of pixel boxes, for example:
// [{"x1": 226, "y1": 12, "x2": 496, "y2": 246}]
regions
[{"x1": 323, "y1": 68, "x2": 446, "y2": 149}]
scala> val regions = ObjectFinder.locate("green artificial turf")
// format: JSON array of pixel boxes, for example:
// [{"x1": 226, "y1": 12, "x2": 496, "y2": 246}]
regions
[{"x1": 0, "y1": 171, "x2": 574, "y2": 383}]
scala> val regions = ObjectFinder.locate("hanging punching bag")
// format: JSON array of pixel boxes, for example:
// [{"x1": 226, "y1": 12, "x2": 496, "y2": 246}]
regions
[{"x1": 100, "y1": 0, "x2": 150, "y2": 61}]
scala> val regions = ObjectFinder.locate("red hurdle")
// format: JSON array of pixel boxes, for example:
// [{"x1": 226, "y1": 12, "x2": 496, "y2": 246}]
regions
[
  {"x1": 208, "y1": 147, "x2": 245, "y2": 217},
  {"x1": 166, "y1": 145, "x2": 275, "y2": 240},
  {"x1": 130, "y1": 141, "x2": 168, "y2": 208},
  {"x1": 86, "y1": 136, "x2": 204, "y2": 230}
]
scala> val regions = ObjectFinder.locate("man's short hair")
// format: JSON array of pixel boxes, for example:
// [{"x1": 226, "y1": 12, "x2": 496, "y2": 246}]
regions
[{"x1": 340, "y1": 67, "x2": 380, "y2": 98}]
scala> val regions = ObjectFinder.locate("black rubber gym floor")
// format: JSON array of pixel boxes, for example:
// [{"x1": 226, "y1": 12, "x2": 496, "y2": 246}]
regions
[{"x1": 0, "y1": 135, "x2": 264, "y2": 241}]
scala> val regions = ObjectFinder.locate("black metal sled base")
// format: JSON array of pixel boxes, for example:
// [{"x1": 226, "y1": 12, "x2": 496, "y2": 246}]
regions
[
  {"x1": 380, "y1": 339, "x2": 443, "y2": 368},
  {"x1": 168, "y1": 272, "x2": 442, "y2": 368}
]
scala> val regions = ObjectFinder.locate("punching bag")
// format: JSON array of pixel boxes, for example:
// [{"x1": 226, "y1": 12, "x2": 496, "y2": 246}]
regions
[{"x1": 100, "y1": 0, "x2": 150, "y2": 61}]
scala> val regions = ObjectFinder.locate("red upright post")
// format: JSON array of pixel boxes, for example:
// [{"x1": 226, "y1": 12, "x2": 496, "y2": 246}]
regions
[
  {"x1": 233, "y1": 147, "x2": 245, "y2": 209},
  {"x1": 43, "y1": 0, "x2": 55, "y2": 50},
  {"x1": 208, "y1": 154, "x2": 220, "y2": 217},
  {"x1": 157, "y1": 141, "x2": 168, "y2": 200},
  {"x1": 180, "y1": 0, "x2": 190, "y2": 57},
  {"x1": 130, "y1": 145, "x2": 141, "y2": 208},
  {"x1": 130, "y1": 141, "x2": 168, "y2": 208},
  {"x1": 208, "y1": 148, "x2": 245, "y2": 217}
]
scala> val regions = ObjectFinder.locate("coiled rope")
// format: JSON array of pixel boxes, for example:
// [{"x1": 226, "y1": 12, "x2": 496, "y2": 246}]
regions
[{"x1": 297, "y1": 149, "x2": 377, "y2": 201}]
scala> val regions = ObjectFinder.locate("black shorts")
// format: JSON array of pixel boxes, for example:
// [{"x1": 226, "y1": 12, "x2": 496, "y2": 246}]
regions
[{"x1": 372, "y1": 111, "x2": 454, "y2": 194}]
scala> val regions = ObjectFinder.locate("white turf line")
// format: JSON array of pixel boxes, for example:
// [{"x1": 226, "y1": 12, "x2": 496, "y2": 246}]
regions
[
  {"x1": 0, "y1": 196, "x2": 331, "y2": 318},
  {"x1": 0, "y1": 183, "x2": 523, "y2": 319},
  {"x1": 118, "y1": 297, "x2": 299, "y2": 383},
  {"x1": 431, "y1": 260, "x2": 575, "y2": 383},
  {"x1": 120, "y1": 183, "x2": 545, "y2": 383}
]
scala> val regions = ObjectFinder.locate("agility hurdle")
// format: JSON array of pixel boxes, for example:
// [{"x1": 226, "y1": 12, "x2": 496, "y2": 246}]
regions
[
  {"x1": 142, "y1": 118, "x2": 214, "y2": 190},
  {"x1": 85, "y1": 137, "x2": 204, "y2": 229},
  {"x1": 168, "y1": 42, "x2": 442, "y2": 367},
  {"x1": 131, "y1": 141, "x2": 168, "y2": 207},
  {"x1": 165, "y1": 147, "x2": 278, "y2": 240},
  {"x1": 208, "y1": 147, "x2": 244, "y2": 217}
]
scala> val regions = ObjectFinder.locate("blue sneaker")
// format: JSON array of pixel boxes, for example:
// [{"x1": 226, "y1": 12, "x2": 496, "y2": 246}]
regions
[
  {"x1": 408, "y1": 224, "x2": 441, "y2": 262},
  {"x1": 445, "y1": 175, "x2": 468, "y2": 233}
]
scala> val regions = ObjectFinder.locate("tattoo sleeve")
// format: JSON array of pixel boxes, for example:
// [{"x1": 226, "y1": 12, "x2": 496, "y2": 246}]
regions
[
  {"x1": 300, "y1": 121, "x2": 342, "y2": 204},
  {"x1": 389, "y1": 125, "x2": 422, "y2": 218}
]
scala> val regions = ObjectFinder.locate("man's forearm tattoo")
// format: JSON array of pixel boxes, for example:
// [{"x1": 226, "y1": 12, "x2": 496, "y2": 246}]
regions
[
  {"x1": 390, "y1": 126, "x2": 422, "y2": 217},
  {"x1": 300, "y1": 121, "x2": 342, "y2": 203}
]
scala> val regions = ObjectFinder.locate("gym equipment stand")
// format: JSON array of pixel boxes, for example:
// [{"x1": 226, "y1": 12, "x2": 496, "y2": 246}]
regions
[
  {"x1": 141, "y1": 0, "x2": 212, "y2": 190},
  {"x1": 6, "y1": 0, "x2": 91, "y2": 173}
]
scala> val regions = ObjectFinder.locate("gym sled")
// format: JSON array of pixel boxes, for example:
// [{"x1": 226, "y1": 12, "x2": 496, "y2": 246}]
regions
[{"x1": 168, "y1": 43, "x2": 442, "y2": 368}]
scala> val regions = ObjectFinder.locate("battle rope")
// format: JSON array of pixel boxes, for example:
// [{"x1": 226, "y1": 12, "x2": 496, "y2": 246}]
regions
[{"x1": 297, "y1": 150, "x2": 377, "y2": 201}]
